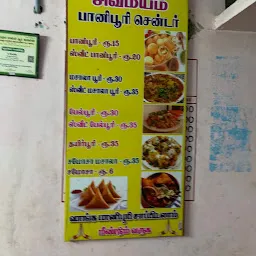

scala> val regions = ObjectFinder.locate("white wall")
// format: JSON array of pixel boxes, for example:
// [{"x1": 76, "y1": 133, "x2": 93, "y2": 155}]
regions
[{"x1": 0, "y1": 1, "x2": 255, "y2": 256}]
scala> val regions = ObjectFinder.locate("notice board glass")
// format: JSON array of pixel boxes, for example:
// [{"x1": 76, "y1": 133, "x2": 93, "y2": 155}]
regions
[{"x1": 0, "y1": 30, "x2": 39, "y2": 78}]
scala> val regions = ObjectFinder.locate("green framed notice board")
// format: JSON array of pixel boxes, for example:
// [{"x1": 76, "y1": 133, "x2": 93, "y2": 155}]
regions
[{"x1": 0, "y1": 30, "x2": 39, "y2": 78}]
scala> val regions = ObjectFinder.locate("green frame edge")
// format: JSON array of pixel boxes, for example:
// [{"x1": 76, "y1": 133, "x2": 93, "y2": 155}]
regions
[{"x1": 0, "y1": 30, "x2": 40, "y2": 79}]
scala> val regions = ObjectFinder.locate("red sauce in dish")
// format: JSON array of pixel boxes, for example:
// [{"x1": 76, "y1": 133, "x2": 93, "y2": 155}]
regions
[{"x1": 71, "y1": 189, "x2": 82, "y2": 194}]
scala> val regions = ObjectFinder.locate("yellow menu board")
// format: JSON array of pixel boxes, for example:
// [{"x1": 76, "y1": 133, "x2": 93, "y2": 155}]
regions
[{"x1": 65, "y1": 0, "x2": 188, "y2": 241}]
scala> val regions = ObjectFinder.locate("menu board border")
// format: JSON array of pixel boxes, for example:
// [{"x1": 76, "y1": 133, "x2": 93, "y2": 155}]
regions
[{"x1": 64, "y1": 0, "x2": 188, "y2": 241}]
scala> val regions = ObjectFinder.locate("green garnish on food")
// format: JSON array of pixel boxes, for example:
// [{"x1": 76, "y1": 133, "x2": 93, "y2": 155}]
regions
[
  {"x1": 158, "y1": 88, "x2": 169, "y2": 99},
  {"x1": 180, "y1": 50, "x2": 186, "y2": 65},
  {"x1": 145, "y1": 74, "x2": 183, "y2": 103}
]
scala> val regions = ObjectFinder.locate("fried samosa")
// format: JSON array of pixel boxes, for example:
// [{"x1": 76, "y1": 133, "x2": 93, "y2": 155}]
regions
[
  {"x1": 98, "y1": 180, "x2": 106, "y2": 193},
  {"x1": 90, "y1": 181, "x2": 97, "y2": 193},
  {"x1": 141, "y1": 178, "x2": 154, "y2": 188},
  {"x1": 102, "y1": 186, "x2": 117, "y2": 204},
  {"x1": 107, "y1": 181, "x2": 121, "y2": 198},
  {"x1": 86, "y1": 188, "x2": 109, "y2": 209},
  {"x1": 153, "y1": 173, "x2": 174, "y2": 186},
  {"x1": 79, "y1": 186, "x2": 95, "y2": 206}
]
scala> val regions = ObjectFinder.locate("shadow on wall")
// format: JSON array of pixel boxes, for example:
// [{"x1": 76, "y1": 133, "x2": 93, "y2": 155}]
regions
[
  {"x1": 225, "y1": 0, "x2": 237, "y2": 8},
  {"x1": 39, "y1": 36, "x2": 48, "y2": 79},
  {"x1": 188, "y1": 10, "x2": 204, "y2": 41},
  {"x1": 40, "y1": 0, "x2": 46, "y2": 12}
]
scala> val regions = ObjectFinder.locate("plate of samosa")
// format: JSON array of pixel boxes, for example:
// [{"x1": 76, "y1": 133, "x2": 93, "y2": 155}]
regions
[{"x1": 70, "y1": 180, "x2": 127, "y2": 211}]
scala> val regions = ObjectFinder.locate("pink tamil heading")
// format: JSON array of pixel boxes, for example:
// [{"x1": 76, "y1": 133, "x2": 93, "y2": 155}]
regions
[{"x1": 92, "y1": 0, "x2": 169, "y2": 11}]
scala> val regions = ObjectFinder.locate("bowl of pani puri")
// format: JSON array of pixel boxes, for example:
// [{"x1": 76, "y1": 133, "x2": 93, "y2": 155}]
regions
[{"x1": 144, "y1": 31, "x2": 185, "y2": 72}]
